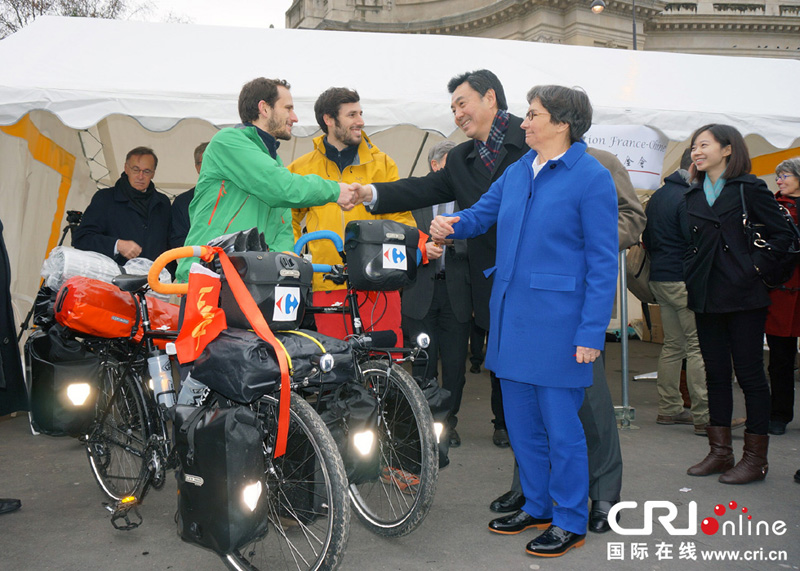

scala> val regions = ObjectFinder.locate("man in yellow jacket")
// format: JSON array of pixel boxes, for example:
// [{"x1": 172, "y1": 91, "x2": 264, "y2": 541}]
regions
[{"x1": 289, "y1": 87, "x2": 415, "y2": 342}]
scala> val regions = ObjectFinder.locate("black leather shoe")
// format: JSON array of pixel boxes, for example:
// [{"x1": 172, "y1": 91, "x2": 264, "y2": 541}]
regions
[
  {"x1": 493, "y1": 428, "x2": 510, "y2": 448},
  {"x1": 448, "y1": 427, "x2": 461, "y2": 448},
  {"x1": 794, "y1": 469, "x2": 800, "y2": 484},
  {"x1": 526, "y1": 525, "x2": 586, "y2": 557},
  {"x1": 769, "y1": 420, "x2": 787, "y2": 435},
  {"x1": 489, "y1": 510, "x2": 552, "y2": 535},
  {"x1": 588, "y1": 500, "x2": 617, "y2": 534},
  {"x1": 490, "y1": 490, "x2": 525, "y2": 513},
  {"x1": 470, "y1": 364, "x2": 481, "y2": 374},
  {"x1": 0, "y1": 498, "x2": 21, "y2": 515}
]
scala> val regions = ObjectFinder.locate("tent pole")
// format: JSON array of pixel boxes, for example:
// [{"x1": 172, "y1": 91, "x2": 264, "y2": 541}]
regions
[
  {"x1": 617, "y1": 250, "x2": 637, "y2": 429},
  {"x1": 407, "y1": 131, "x2": 430, "y2": 177}
]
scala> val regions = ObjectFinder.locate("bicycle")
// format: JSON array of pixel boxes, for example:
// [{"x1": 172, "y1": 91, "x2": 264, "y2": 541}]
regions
[
  {"x1": 294, "y1": 230, "x2": 439, "y2": 538},
  {"x1": 80, "y1": 246, "x2": 351, "y2": 571}
]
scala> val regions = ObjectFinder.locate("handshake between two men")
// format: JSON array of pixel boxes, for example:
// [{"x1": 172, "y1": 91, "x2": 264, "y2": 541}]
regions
[{"x1": 335, "y1": 182, "x2": 373, "y2": 211}]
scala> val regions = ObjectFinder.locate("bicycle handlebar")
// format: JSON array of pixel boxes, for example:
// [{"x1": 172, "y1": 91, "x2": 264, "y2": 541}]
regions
[
  {"x1": 294, "y1": 230, "x2": 344, "y2": 255},
  {"x1": 293, "y1": 230, "x2": 344, "y2": 273},
  {"x1": 294, "y1": 229, "x2": 422, "y2": 274},
  {"x1": 148, "y1": 245, "x2": 213, "y2": 295}
]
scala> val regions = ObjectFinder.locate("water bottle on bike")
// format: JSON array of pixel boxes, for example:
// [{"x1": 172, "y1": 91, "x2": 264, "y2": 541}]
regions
[{"x1": 148, "y1": 349, "x2": 175, "y2": 408}]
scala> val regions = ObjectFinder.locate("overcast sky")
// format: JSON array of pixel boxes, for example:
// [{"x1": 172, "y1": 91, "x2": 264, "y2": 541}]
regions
[{"x1": 139, "y1": 0, "x2": 294, "y2": 28}]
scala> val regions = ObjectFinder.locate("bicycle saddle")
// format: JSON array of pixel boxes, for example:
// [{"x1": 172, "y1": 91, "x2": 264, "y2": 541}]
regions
[{"x1": 112, "y1": 274, "x2": 149, "y2": 293}]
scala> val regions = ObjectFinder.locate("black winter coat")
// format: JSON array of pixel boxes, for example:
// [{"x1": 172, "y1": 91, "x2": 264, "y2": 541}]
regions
[
  {"x1": 72, "y1": 175, "x2": 171, "y2": 265},
  {"x1": 643, "y1": 170, "x2": 691, "y2": 282},
  {"x1": 684, "y1": 174, "x2": 794, "y2": 313},
  {"x1": 1, "y1": 218, "x2": 28, "y2": 415},
  {"x1": 372, "y1": 115, "x2": 528, "y2": 330}
]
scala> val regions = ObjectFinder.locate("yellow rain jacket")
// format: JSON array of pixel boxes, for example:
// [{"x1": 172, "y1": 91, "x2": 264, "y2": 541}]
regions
[{"x1": 288, "y1": 134, "x2": 415, "y2": 291}]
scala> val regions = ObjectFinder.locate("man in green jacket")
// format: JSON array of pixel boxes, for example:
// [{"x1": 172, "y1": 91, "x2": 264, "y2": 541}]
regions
[{"x1": 176, "y1": 77, "x2": 357, "y2": 281}]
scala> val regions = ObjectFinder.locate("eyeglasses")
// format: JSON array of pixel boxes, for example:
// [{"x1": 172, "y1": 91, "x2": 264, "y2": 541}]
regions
[
  {"x1": 129, "y1": 166, "x2": 155, "y2": 176},
  {"x1": 776, "y1": 174, "x2": 797, "y2": 182},
  {"x1": 525, "y1": 110, "x2": 551, "y2": 121}
]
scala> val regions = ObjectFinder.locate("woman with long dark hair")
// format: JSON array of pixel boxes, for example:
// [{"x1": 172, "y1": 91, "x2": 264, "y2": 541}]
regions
[{"x1": 684, "y1": 124, "x2": 794, "y2": 484}]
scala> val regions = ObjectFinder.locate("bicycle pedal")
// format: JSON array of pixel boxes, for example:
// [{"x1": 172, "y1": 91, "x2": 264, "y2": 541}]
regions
[{"x1": 106, "y1": 501, "x2": 143, "y2": 531}]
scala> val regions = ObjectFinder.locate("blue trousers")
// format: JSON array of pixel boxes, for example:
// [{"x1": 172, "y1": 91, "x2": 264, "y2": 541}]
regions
[{"x1": 500, "y1": 379, "x2": 588, "y2": 534}]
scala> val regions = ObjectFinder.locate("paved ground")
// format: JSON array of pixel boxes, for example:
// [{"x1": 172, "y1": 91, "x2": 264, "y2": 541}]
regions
[{"x1": 1, "y1": 339, "x2": 799, "y2": 570}]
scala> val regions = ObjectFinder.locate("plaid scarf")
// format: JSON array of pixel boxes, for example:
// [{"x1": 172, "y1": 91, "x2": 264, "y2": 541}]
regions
[{"x1": 474, "y1": 110, "x2": 509, "y2": 172}]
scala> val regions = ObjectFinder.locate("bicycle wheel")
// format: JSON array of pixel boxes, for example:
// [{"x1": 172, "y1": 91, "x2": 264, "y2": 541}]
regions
[
  {"x1": 86, "y1": 363, "x2": 151, "y2": 501},
  {"x1": 230, "y1": 391, "x2": 350, "y2": 571},
  {"x1": 348, "y1": 360, "x2": 438, "y2": 537}
]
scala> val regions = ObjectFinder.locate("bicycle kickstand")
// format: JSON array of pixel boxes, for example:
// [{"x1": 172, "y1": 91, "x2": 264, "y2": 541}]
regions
[{"x1": 105, "y1": 500, "x2": 144, "y2": 531}]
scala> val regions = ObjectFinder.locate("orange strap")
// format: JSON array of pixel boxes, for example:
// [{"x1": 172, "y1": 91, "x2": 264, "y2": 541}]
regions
[{"x1": 216, "y1": 248, "x2": 291, "y2": 458}]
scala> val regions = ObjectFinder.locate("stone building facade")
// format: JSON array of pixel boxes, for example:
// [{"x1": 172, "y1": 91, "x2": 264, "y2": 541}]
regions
[{"x1": 286, "y1": 0, "x2": 800, "y2": 59}]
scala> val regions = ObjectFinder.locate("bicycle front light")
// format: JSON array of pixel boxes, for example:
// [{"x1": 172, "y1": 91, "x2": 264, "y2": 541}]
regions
[
  {"x1": 242, "y1": 481, "x2": 263, "y2": 512},
  {"x1": 66, "y1": 383, "x2": 92, "y2": 406},
  {"x1": 433, "y1": 422, "x2": 444, "y2": 444},
  {"x1": 318, "y1": 353, "x2": 335, "y2": 373},
  {"x1": 352, "y1": 429, "x2": 375, "y2": 456},
  {"x1": 415, "y1": 333, "x2": 430, "y2": 349}
]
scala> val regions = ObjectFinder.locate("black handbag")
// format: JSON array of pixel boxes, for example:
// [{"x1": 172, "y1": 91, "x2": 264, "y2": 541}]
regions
[
  {"x1": 740, "y1": 183, "x2": 800, "y2": 289},
  {"x1": 173, "y1": 404, "x2": 268, "y2": 555}
]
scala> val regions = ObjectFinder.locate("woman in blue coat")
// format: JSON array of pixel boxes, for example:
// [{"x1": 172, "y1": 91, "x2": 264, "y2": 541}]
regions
[{"x1": 431, "y1": 85, "x2": 618, "y2": 558}]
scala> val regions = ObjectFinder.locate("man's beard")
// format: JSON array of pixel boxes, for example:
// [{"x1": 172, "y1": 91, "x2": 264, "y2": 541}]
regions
[
  {"x1": 267, "y1": 115, "x2": 291, "y2": 140},
  {"x1": 333, "y1": 120, "x2": 361, "y2": 147}
]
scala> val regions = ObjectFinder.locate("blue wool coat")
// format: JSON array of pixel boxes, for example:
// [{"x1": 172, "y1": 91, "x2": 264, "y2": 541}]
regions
[{"x1": 450, "y1": 141, "x2": 618, "y2": 388}]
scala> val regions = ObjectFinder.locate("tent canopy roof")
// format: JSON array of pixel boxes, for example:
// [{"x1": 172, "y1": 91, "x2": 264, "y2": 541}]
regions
[{"x1": 2, "y1": 16, "x2": 799, "y2": 147}]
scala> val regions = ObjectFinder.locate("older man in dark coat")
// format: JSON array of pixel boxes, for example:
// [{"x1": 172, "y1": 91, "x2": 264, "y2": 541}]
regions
[{"x1": 73, "y1": 146, "x2": 170, "y2": 264}]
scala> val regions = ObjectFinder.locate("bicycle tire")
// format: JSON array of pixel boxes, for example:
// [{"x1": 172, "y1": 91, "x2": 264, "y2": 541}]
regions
[
  {"x1": 86, "y1": 363, "x2": 151, "y2": 501},
  {"x1": 230, "y1": 392, "x2": 350, "y2": 571},
  {"x1": 348, "y1": 360, "x2": 438, "y2": 537}
]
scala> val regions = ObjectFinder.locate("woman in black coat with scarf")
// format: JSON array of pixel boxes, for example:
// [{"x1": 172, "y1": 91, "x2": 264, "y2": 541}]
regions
[{"x1": 683, "y1": 124, "x2": 794, "y2": 485}]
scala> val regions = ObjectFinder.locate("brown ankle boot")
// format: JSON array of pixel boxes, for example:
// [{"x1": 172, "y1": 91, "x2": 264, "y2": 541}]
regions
[
  {"x1": 718, "y1": 432, "x2": 769, "y2": 484},
  {"x1": 687, "y1": 426, "x2": 734, "y2": 476}
]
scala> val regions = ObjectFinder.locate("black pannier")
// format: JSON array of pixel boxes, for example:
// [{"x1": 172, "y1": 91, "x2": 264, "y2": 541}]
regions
[
  {"x1": 191, "y1": 328, "x2": 354, "y2": 404},
  {"x1": 318, "y1": 383, "x2": 381, "y2": 484},
  {"x1": 24, "y1": 326, "x2": 100, "y2": 436},
  {"x1": 344, "y1": 220, "x2": 419, "y2": 291},
  {"x1": 215, "y1": 251, "x2": 313, "y2": 331},
  {"x1": 173, "y1": 404, "x2": 268, "y2": 555}
]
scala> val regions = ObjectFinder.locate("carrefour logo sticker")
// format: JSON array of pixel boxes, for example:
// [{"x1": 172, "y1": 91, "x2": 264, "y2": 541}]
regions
[
  {"x1": 273, "y1": 286, "x2": 301, "y2": 321},
  {"x1": 382, "y1": 244, "x2": 407, "y2": 270}
]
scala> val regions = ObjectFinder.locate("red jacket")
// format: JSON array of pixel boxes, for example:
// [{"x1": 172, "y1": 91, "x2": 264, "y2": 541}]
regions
[{"x1": 766, "y1": 193, "x2": 800, "y2": 337}]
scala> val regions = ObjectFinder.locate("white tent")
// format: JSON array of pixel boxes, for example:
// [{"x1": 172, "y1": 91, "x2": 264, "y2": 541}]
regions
[{"x1": 2, "y1": 16, "x2": 800, "y2": 328}]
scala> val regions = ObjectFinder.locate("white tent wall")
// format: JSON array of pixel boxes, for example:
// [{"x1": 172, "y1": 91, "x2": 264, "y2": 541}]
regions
[
  {"x1": 0, "y1": 110, "x2": 97, "y2": 329},
  {"x1": 3, "y1": 16, "x2": 800, "y2": 341}
]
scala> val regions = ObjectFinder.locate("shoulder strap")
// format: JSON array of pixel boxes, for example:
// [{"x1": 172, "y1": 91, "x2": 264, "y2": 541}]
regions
[{"x1": 739, "y1": 183, "x2": 748, "y2": 218}]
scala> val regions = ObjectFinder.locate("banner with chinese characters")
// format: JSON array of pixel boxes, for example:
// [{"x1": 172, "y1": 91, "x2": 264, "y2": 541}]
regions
[{"x1": 584, "y1": 125, "x2": 668, "y2": 190}]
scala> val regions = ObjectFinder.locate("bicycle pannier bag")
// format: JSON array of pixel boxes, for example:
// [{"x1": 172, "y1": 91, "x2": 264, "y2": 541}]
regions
[
  {"x1": 25, "y1": 327, "x2": 100, "y2": 436},
  {"x1": 215, "y1": 252, "x2": 312, "y2": 331},
  {"x1": 54, "y1": 276, "x2": 179, "y2": 345},
  {"x1": 344, "y1": 220, "x2": 419, "y2": 291},
  {"x1": 173, "y1": 404, "x2": 268, "y2": 555},
  {"x1": 318, "y1": 383, "x2": 381, "y2": 484},
  {"x1": 191, "y1": 328, "x2": 354, "y2": 404}
]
